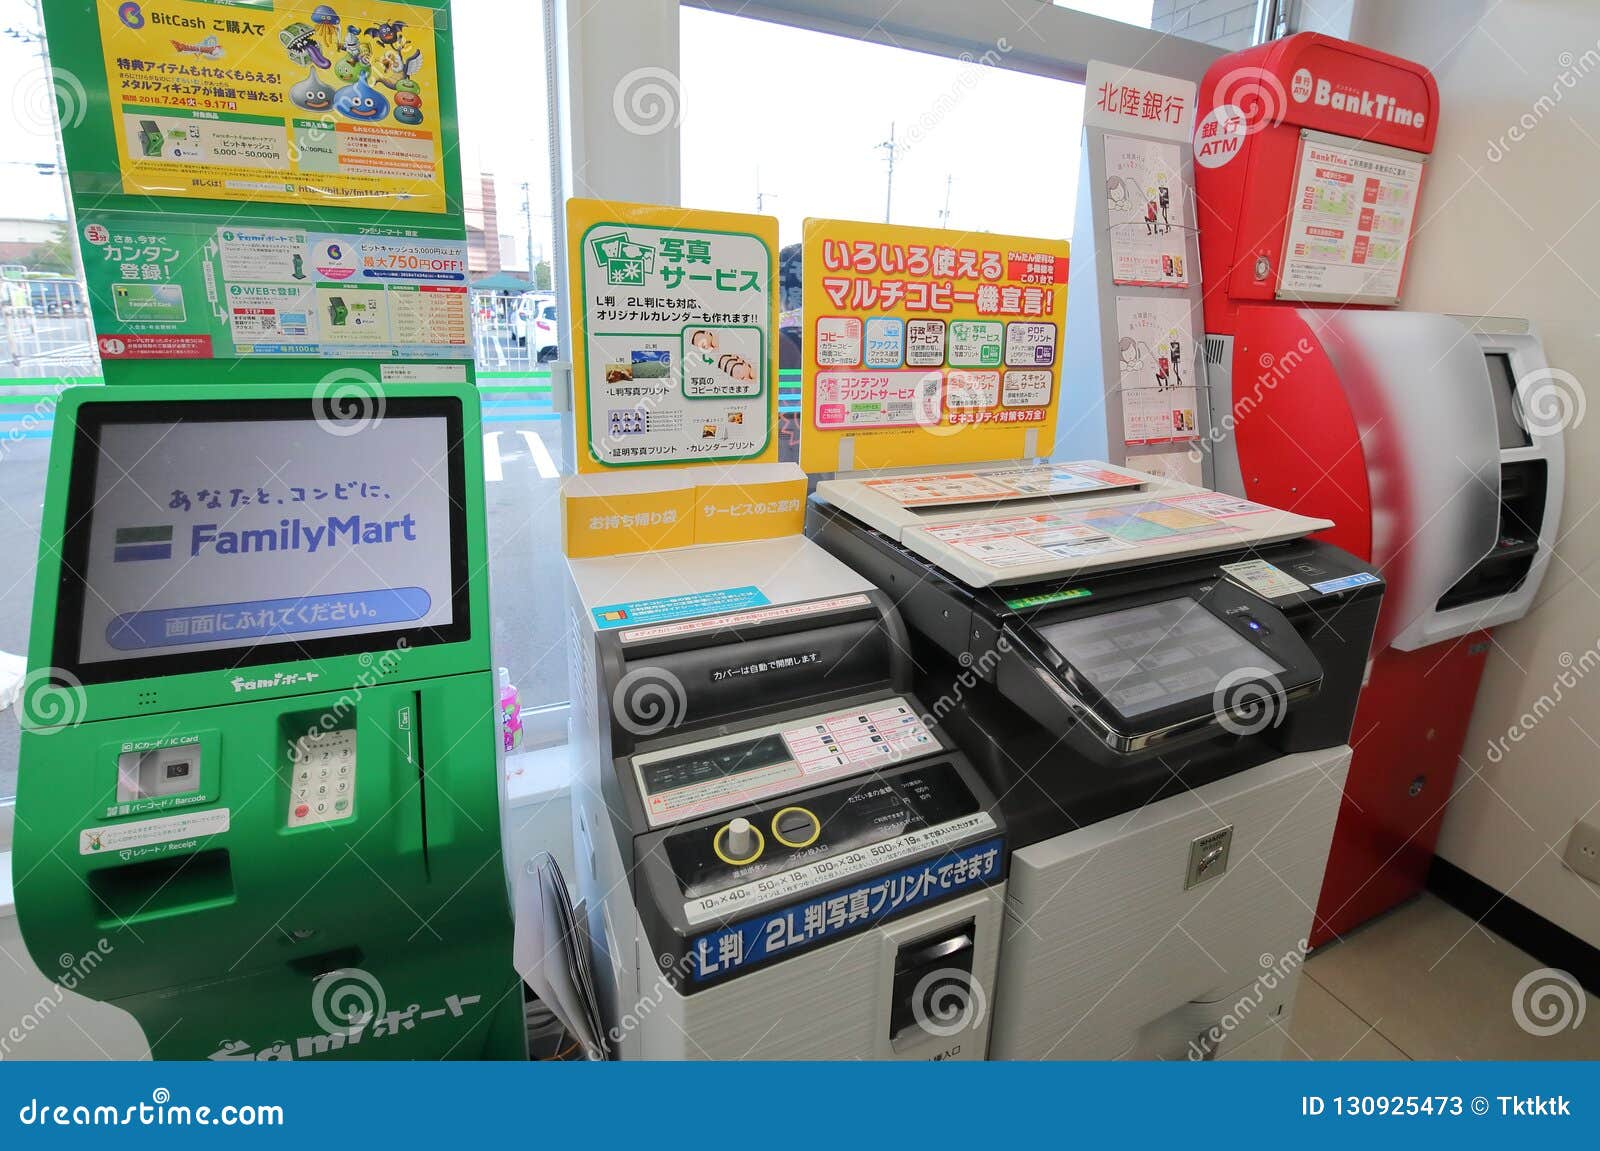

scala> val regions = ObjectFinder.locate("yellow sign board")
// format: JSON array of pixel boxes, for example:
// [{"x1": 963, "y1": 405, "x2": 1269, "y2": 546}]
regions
[
  {"x1": 97, "y1": 0, "x2": 446, "y2": 212},
  {"x1": 801, "y1": 218, "x2": 1069, "y2": 473},
  {"x1": 566, "y1": 198, "x2": 779, "y2": 473},
  {"x1": 562, "y1": 473, "x2": 805, "y2": 558}
]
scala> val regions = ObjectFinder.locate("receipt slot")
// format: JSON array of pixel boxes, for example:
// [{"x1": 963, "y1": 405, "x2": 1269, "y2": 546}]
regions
[{"x1": 14, "y1": 383, "x2": 525, "y2": 1060}]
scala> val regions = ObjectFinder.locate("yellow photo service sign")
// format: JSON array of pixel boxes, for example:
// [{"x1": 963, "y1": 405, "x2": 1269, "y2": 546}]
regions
[
  {"x1": 566, "y1": 198, "x2": 779, "y2": 473},
  {"x1": 801, "y1": 218, "x2": 1070, "y2": 474},
  {"x1": 97, "y1": 0, "x2": 446, "y2": 212}
]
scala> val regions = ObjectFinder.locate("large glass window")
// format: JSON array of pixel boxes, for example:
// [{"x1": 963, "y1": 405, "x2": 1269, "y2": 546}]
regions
[
  {"x1": 0, "y1": 0, "x2": 74, "y2": 809},
  {"x1": 681, "y1": 6, "x2": 1084, "y2": 461},
  {"x1": 451, "y1": 1, "x2": 569, "y2": 751}
]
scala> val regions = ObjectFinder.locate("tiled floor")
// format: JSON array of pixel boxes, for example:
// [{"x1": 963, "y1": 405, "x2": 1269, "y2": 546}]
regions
[{"x1": 1264, "y1": 893, "x2": 1600, "y2": 1060}]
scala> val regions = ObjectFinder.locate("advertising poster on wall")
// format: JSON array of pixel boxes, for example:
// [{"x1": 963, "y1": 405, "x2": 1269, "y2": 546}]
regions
[
  {"x1": 566, "y1": 199, "x2": 778, "y2": 471},
  {"x1": 94, "y1": 0, "x2": 448, "y2": 212},
  {"x1": 1115, "y1": 295, "x2": 1199, "y2": 447},
  {"x1": 1104, "y1": 134, "x2": 1188, "y2": 287},
  {"x1": 81, "y1": 213, "x2": 471, "y2": 360},
  {"x1": 1278, "y1": 137, "x2": 1423, "y2": 302},
  {"x1": 801, "y1": 218, "x2": 1070, "y2": 473}
]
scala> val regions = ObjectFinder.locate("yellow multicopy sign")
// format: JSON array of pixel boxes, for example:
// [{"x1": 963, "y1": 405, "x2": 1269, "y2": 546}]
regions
[
  {"x1": 97, "y1": 0, "x2": 446, "y2": 212},
  {"x1": 801, "y1": 218, "x2": 1069, "y2": 474},
  {"x1": 566, "y1": 198, "x2": 779, "y2": 473}
]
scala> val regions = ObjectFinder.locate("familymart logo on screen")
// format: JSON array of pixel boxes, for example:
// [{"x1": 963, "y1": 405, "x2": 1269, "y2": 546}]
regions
[
  {"x1": 192, "y1": 514, "x2": 420, "y2": 555},
  {"x1": 115, "y1": 514, "x2": 420, "y2": 561},
  {"x1": 113, "y1": 524, "x2": 174, "y2": 563}
]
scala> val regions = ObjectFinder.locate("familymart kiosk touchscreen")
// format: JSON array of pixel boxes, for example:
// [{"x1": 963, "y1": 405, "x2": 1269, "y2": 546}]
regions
[{"x1": 15, "y1": 383, "x2": 525, "y2": 1062}]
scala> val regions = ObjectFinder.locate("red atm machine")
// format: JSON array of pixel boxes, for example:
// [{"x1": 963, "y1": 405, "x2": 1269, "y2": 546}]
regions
[{"x1": 1193, "y1": 34, "x2": 1564, "y2": 945}]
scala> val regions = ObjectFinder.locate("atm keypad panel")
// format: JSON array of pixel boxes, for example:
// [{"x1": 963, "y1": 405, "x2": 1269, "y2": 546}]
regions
[{"x1": 288, "y1": 729, "x2": 356, "y2": 827}]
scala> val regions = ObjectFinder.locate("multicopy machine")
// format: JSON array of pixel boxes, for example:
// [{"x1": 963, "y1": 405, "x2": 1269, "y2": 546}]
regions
[
  {"x1": 808, "y1": 461, "x2": 1385, "y2": 1059},
  {"x1": 14, "y1": 382, "x2": 526, "y2": 1061},
  {"x1": 567, "y1": 536, "x2": 1008, "y2": 1060}
]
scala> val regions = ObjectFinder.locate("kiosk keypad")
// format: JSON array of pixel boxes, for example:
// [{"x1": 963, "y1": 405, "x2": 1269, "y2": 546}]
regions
[{"x1": 288, "y1": 729, "x2": 357, "y2": 828}]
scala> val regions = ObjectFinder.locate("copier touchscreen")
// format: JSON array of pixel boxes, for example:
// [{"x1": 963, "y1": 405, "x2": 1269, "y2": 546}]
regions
[{"x1": 1038, "y1": 597, "x2": 1285, "y2": 719}]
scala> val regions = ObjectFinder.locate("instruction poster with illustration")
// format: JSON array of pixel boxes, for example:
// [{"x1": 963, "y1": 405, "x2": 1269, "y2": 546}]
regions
[
  {"x1": 801, "y1": 218, "x2": 1070, "y2": 473},
  {"x1": 567, "y1": 199, "x2": 777, "y2": 471},
  {"x1": 1115, "y1": 295, "x2": 1198, "y2": 447},
  {"x1": 94, "y1": 0, "x2": 447, "y2": 212},
  {"x1": 1104, "y1": 135, "x2": 1188, "y2": 287},
  {"x1": 1279, "y1": 138, "x2": 1422, "y2": 302},
  {"x1": 81, "y1": 213, "x2": 471, "y2": 360}
]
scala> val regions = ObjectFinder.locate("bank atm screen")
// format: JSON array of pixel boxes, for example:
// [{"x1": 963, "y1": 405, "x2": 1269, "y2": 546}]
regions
[
  {"x1": 56, "y1": 398, "x2": 469, "y2": 682},
  {"x1": 1484, "y1": 352, "x2": 1532, "y2": 449},
  {"x1": 1038, "y1": 598, "x2": 1284, "y2": 719}
]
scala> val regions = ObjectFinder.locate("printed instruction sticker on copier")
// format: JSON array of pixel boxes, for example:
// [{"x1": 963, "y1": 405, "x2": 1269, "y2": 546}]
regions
[
  {"x1": 860, "y1": 462, "x2": 1143, "y2": 508},
  {"x1": 781, "y1": 701, "x2": 936, "y2": 773},
  {"x1": 1311, "y1": 572, "x2": 1382, "y2": 594},
  {"x1": 592, "y1": 586, "x2": 771, "y2": 630},
  {"x1": 633, "y1": 695, "x2": 935, "y2": 827},
  {"x1": 1219, "y1": 558, "x2": 1309, "y2": 600},
  {"x1": 617, "y1": 593, "x2": 871, "y2": 643}
]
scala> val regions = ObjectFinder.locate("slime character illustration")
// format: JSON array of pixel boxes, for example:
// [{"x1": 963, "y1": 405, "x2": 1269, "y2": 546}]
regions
[
  {"x1": 334, "y1": 73, "x2": 389, "y2": 121},
  {"x1": 289, "y1": 67, "x2": 334, "y2": 112}
]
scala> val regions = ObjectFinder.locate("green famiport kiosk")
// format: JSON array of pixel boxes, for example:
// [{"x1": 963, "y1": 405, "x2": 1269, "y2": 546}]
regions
[{"x1": 14, "y1": 380, "x2": 526, "y2": 1060}]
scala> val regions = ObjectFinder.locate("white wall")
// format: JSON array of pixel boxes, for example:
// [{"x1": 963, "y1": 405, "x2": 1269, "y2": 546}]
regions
[
  {"x1": 1153, "y1": 0, "x2": 1258, "y2": 50},
  {"x1": 1347, "y1": 0, "x2": 1600, "y2": 947}
]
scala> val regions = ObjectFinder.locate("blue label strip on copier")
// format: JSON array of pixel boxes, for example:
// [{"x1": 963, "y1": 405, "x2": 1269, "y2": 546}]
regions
[
  {"x1": 688, "y1": 837, "x2": 1004, "y2": 982},
  {"x1": 591, "y1": 585, "x2": 771, "y2": 630}
]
